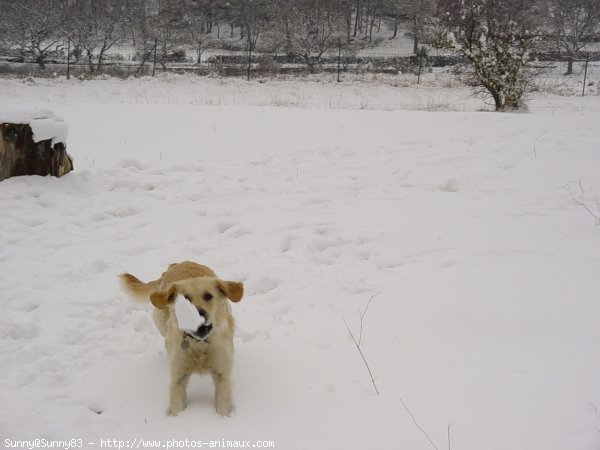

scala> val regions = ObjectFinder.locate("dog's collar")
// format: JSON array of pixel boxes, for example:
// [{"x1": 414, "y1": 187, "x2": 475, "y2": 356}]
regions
[{"x1": 180, "y1": 326, "x2": 212, "y2": 350}]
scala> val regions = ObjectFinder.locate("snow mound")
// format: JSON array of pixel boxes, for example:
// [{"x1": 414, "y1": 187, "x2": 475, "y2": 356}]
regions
[
  {"x1": 173, "y1": 294, "x2": 205, "y2": 332},
  {"x1": 0, "y1": 108, "x2": 68, "y2": 146}
]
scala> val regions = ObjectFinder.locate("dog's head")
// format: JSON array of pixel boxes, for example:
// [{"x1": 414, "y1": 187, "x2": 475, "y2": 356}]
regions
[{"x1": 149, "y1": 277, "x2": 243, "y2": 341}]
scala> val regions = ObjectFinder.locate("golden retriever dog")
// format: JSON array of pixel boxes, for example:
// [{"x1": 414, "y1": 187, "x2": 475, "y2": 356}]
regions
[{"x1": 120, "y1": 261, "x2": 243, "y2": 416}]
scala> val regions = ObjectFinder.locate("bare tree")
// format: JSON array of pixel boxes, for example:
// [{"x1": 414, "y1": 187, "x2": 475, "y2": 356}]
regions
[
  {"x1": 66, "y1": 6, "x2": 98, "y2": 72},
  {"x1": 383, "y1": 0, "x2": 403, "y2": 39},
  {"x1": 150, "y1": 0, "x2": 187, "y2": 70},
  {"x1": 351, "y1": 0, "x2": 383, "y2": 41},
  {"x1": 438, "y1": 0, "x2": 545, "y2": 111},
  {"x1": 237, "y1": 0, "x2": 271, "y2": 52},
  {"x1": 67, "y1": 0, "x2": 127, "y2": 73},
  {"x1": 549, "y1": 0, "x2": 600, "y2": 75},
  {"x1": 124, "y1": 0, "x2": 149, "y2": 47},
  {"x1": 2, "y1": 0, "x2": 65, "y2": 70},
  {"x1": 400, "y1": 0, "x2": 436, "y2": 53},
  {"x1": 363, "y1": 0, "x2": 386, "y2": 41},
  {"x1": 185, "y1": 0, "x2": 215, "y2": 63},
  {"x1": 276, "y1": 0, "x2": 346, "y2": 72}
]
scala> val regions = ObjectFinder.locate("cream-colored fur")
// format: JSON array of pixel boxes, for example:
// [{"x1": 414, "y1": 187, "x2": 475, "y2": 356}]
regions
[{"x1": 120, "y1": 261, "x2": 243, "y2": 416}]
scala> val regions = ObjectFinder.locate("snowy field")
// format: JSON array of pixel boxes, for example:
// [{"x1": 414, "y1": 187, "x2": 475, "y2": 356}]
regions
[{"x1": 1, "y1": 75, "x2": 600, "y2": 450}]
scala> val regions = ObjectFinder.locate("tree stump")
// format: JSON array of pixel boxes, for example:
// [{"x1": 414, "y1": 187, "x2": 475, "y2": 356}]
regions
[{"x1": 0, "y1": 122, "x2": 73, "y2": 181}]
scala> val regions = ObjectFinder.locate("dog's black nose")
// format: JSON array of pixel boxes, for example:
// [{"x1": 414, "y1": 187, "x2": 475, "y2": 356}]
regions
[
  {"x1": 197, "y1": 307, "x2": 207, "y2": 318},
  {"x1": 195, "y1": 323, "x2": 213, "y2": 340}
]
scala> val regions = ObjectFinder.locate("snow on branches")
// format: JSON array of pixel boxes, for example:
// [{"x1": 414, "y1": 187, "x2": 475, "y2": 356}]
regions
[{"x1": 437, "y1": 0, "x2": 545, "y2": 111}]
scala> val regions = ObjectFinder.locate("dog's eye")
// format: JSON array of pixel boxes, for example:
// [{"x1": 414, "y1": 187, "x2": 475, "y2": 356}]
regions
[
  {"x1": 184, "y1": 295, "x2": 192, "y2": 302},
  {"x1": 203, "y1": 292, "x2": 213, "y2": 301}
]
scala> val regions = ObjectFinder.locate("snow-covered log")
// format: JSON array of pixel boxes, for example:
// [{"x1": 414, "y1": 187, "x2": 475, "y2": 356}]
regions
[{"x1": 0, "y1": 110, "x2": 72, "y2": 181}]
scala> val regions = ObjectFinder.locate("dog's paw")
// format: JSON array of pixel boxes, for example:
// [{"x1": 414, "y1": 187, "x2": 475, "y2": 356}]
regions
[
  {"x1": 216, "y1": 402, "x2": 233, "y2": 417},
  {"x1": 167, "y1": 406, "x2": 183, "y2": 417},
  {"x1": 216, "y1": 408, "x2": 232, "y2": 417},
  {"x1": 167, "y1": 401, "x2": 187, "y2": 417}
]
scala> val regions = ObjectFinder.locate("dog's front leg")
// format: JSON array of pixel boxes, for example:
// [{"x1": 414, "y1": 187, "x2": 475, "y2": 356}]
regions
[
  {"x1": 211, "y1": 371, "x2": 232, "y2": 416},
  {"x1": 168, "y1": 370, "x2": 191, "y2": 416}
]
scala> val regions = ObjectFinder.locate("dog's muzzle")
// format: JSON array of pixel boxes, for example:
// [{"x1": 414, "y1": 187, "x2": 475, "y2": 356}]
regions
[
  {"x1": 186, "y1": 323, "x2": 213, "y2": 342},
  {"x1": 180, "y1": 308, "x2": 213, "y2": 349}
]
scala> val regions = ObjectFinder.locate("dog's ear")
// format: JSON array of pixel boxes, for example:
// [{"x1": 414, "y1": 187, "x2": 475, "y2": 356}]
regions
[
  {"x1": 216, "y1": 280, "x2": 244, "y2": 303},
  {"x1": 149, "y1": 284, "x2": 178, "y2": 309}
]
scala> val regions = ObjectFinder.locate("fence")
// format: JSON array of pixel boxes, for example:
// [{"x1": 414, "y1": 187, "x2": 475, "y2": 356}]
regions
[
  {"x1": 0, "y1": 54, "x2": 450, "y2": 79},
  {"x1": 0, "y1": 48, "x2": 598, "y2": 95}
]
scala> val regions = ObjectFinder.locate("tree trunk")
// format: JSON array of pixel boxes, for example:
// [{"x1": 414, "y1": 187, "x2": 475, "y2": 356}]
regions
[
  {"x1": 97, "y1": 46, "x2": 107, "y2": 73},
  {"x1": 488, "y1": 87, "x2": 503, "y2": 111},
  {"x1": 413, "y1": 16, "x2": 419, "y2": 54},
  {"x1": 87, "y1": 50, "x2": 95, "y2": 73},
  {"x1": 131, "y1": 24, "x2": 136, "y2": 47},
  {"x1": 566, "y1": 57, "x2": 573, "y2": 75},
  {"x1": 346, "y1": 7, "x2": 352, "y2": 43},
  {"x1": 36, "y1": 55, "x2": 47, "y2": 70},
  {"x1": 353, "y1": 0, "x2": 360, "y2": 37},
  {"x1": 0, "y1": 123, "x2": 73, "y2": 182}
]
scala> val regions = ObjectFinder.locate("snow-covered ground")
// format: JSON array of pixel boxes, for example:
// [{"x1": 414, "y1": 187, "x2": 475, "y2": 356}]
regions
[
  {"x1": 2, "y1": 63, "x2": 599, "y2": 112},
  {"x1": 1, "y1": 76, "x2": 600, "y2": 450}
]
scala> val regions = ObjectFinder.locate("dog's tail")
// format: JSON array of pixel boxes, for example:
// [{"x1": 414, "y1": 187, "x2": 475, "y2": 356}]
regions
[{"x1": 120, "y1": 273, "x2": 160, "y2": 302}]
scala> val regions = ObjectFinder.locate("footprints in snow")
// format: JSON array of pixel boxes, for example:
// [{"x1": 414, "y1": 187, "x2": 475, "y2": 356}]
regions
[
  {"x1": 281, "y1": 225, "x2": 384, "y2": 267},
  {"x1": 250, "y1": 276, "x2": 281, "y2": 295},
  {"x1": 91, "y1": 205, "x2": 144, "y2": 221},
  {"x1": 214, "y1": 220, "x2": 252, "y2": 239}
]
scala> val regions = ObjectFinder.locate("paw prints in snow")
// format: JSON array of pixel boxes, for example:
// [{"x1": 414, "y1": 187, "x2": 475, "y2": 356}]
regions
[{"x1": 248, "y1": 276, "x2": 281, "y2": 295}]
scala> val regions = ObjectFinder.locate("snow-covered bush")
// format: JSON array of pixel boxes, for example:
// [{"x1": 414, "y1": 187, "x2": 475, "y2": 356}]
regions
[{"x1": 437, "y1": 0, "x2": 545, "y2": 111}]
